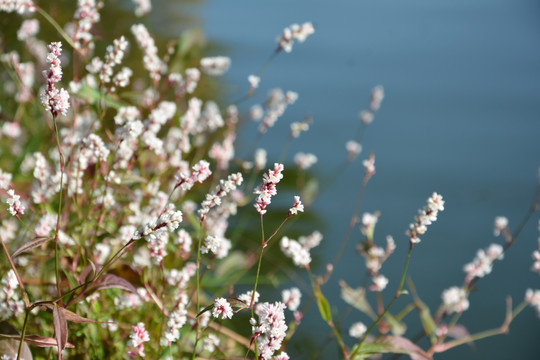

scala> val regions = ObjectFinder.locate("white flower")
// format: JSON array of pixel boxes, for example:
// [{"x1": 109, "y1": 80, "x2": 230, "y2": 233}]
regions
[
  {"x1": 349, "y1": 322, "x2": 367, "y2": 338},
  {"x1": 212, "y1": 297, "x2": 233, "y2": 320},
  {"x1": 442, "y1": 286, "x2": 469, "y2": 314},
  {"x1": 494, "y1": 216, "x2": 508, "y2": 236},
  {"x1": 370, "y1": 274, "x2": 388, "y2": 292},
  {"x1": 282, "y1": 287, "x2": 301, "y2": 312},
  {"x1": 200, "y1": 56, "x2": 231, "y2": 76},
  {"x1": 6, "y1": 189, "x2": 24, "y2": 216},
  {"x1": 248, "y1": 74, "x2": 260, "y2": 89}
]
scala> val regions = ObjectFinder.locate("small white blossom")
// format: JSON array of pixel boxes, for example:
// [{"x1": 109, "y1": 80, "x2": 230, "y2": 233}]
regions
[
  {"x1": 442, "y1": 286, "x2": 469, "y2": 314},
  {"x1": 349, "y1": 322, "x2": 367, "y2": 338},
  {"x1": 200, "y1": 56, "x2": 230, "y2": 76},
  {"x1": 212, "y1": 297, "x2": 233, "y2": 320}
]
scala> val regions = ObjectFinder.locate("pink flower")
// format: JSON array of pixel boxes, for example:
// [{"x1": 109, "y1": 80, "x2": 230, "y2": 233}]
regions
[
  {"x1": 41, "y1": 42, "x2": 70, "y2": 118},
  {"x1": 212, "y1": 297, "x2": 233, "y2": 320},
  {"x1": 288, "y1": 196, "x2": 304, "y2": 216},
  {"x1": 254, "y1": 163, "x2": 284, "y2": 215},
  {"x1": 253, "y1": 302, "x2": 288, "y2": 360},
  {"x1": 406, "y1": 192, "x2": 445, "y2": 244},
  {"x1": 127, "y1": 322, "x2": 150, "y2": 357},
  {"x1": 369, "y1": 274, "x2": 388, "y2": 292},
  {"x1": 6, "y1": 189, "x2": 24, "y2": 216},
  {"x1": 362, "y1": 153, "x2": 376, "y2": 176}
]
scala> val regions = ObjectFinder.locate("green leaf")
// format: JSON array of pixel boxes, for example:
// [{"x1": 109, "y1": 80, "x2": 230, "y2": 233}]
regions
[
  {"x1": 340, "y1": 280, "x2": 376, "y2": 319},
  {"x1": 384, "y1": 312, "x2": 407, "y2": 336},
  {"x1": 315, "y1": 288, "x2": 332, "y2": 323},
  {"x1": 73, "y1": 84, "x2": 125, "y2": 110},
  {"x1": 350, "y1": 341, "x2": 392, "y2": 359},
  {"x1": 417, "y1": 301, "x2": 437, "y2": 344}
]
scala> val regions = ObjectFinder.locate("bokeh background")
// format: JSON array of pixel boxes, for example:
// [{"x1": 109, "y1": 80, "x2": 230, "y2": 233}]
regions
[
  {"x1": 174, "y1": 1, "x2": 540, "y2": 359},
  {"x1": 144, "y1": 0, "x2": 540, "y2": 358}
]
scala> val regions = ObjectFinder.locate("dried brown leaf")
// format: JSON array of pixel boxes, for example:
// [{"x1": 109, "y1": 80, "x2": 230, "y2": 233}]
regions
[{"x1": 53, "y1": 305, "x2": 68, "y2": 359}]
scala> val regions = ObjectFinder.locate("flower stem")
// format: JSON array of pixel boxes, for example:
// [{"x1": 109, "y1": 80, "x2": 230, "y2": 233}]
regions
[
  {"x1": 17, "y1": 309, "x2": 30, "y2": 360},
  {"x1": 350, "y1": 245, "x2": 413, "y2": 359},
  {"x1": 36, "y1": 6, "x2": 77, "y2": 51}
]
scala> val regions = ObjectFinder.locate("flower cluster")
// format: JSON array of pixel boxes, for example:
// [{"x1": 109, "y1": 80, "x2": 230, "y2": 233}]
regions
[
  {"x1": 362, "y1": 153, "x2": 376, "y2": 177},
  {"x1": 288, "y1": 195, "x2": 304, "y2": 216},
  {"x1": 294, "y1": 152, "x2": 317, "y2": 170},
  {"x1": 359, "y1": 235, "x2": 395, "y2": 274},
  {"x1": 133, "y1": 203, "x2": 183, "y2": 241},
  {"x1": 441, "y1": 286, "x2": 469, "y2": 314},
  {"x1": 532, "y1": 238, "x2": 540, "y2": 274},
  {"x1": 358, "y1": 85, "x2": 385, "y2": 125},
  {"x1": 200, "y1": 56, "x2": 231, "y2": 76},
  {"x1": 258, "y1": 89, "x2": 298, "y2": 134},
  {"x1": 175, "y1": 160, "x2": 212, "y2": 191},
  {"x1": 0, "y1": 0, "x2": 35, "y2": 14},
  {"x1": 99, "y1": 36, "x2": 129, "y2": 87},
  {"x1": 406, "y1": 192, "x2": 445, "y2": 244},
  {"x1": 463, "y1": 243, "x2": 504, "y2": 284},
  {"x1": 346, "y1": 140, "x2": 362, "y2": 162},
  {"x1": 132, "y1": 0, "x2": 151, "y2": 17},
  {"x1": 212, "y1": 297, "x2": 234, "y2": 320},
  {"x1": 6, "y1": 189, "x2": 25, "y2": 217},
  {"x1": 127, "y1": 322, "x2": 150, "y2": 358},
  {"x1": 198, "y1": 172, "x2": 243, "y2": 222},
  {"x1": 200, "y1": 235, "x2": 231, "y2": 259},
  {"x1": 252, "y1": 302, "x2": 288, "y2": 360},
  {"x1": 0, "y1": 270, "x2": 25, "y2": 320},
  {"x1": 525, "y1": 289, "x2": 540, "y2": 317},
  {"x1": 254, "y1": 163, "x2": 284, "y2": 215},
  {"x1": 277, "y1": 22, "x2": 315, "y2": 53},
  {"x1": 41, "y1": 42, "x2": 70, "y2": 117},
  {"x1": 369, "y1": 274, "x2": 389, "y2": 292},
  {"x1": 72, "y1": 0, "x2": 102, "y2": 53},
  {"x1": 131, "y1": 23, "x2": 165, "y2": 82},
  {"x1": 349, "y1": 322, "x2": 367, "y2": 339},
  {"x1": 281, "y1": 287, "x2": 302, "y2": 312},
  {"x1": 161, "y1": 293, "x2": 188, "y2": 345},
  {"x1": 280, "y1": 231, "x2": 323, "y2": 268}
]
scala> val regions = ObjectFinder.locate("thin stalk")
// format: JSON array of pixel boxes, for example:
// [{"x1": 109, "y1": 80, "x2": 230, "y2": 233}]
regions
[
  {"x1": 52, "y1": 117, "x2": 64, "y2": 301},
  {"x1": 331, "y1": 174, "x2": 369, "y2": 270},
  {"x1": 247, "y1": 214, "x2": 266, "y2": 360},
  {"x1": 0, "y1": 236, "x2": 30, "y2": 307},
  {"x1": 36, "y1": 6, "x2": 77, "y2": 51},
  {"x1": 192, "y1": 221, "x2": 205, "y2": 360},
  {"x1": 16, "y1": 309, "x2": 30, "y2": 360},
  {"x1": 306, "y1": 268, "x2": 349, "y2": 359},
  {"x1": 350, "y1": 244, "x2": 413, "y2": 359}
]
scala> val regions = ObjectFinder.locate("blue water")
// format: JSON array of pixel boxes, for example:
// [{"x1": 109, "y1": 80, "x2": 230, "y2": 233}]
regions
[{"x1": 156, "y1": 1, "x2": 540, "y2": 358}]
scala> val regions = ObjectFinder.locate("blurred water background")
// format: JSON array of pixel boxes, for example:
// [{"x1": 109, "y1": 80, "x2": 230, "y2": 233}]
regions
[{"x1": 151, "y1": 1, "x2": 540, "y2": 359}]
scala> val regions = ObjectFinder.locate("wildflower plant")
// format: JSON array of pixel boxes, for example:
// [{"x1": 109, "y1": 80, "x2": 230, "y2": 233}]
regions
[{"x1": 0, "y1": 2, "x2": 538, "y2": 360}]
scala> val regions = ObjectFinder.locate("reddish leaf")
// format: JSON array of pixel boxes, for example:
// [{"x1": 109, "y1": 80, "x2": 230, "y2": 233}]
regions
[
  {"x1": 53, "y1": 305, "x2": 68, "y2": 359},
  {"x1": 448, "y1": 324, "x2": 475, "y2": 349},
  {"x1": 90, "y1": 273, "x2": 138, "y2": 294},
  {"x1": 382, "y1": 336, "x2": 433, "y2": 360},
  {"x1": 0, "y1": 321, "x2": 33, "y2": 359},
  {"x1": 61, "y1": 307, "x2": 102, "y2": 324},
  {"x1": 11, "y1": 237, "x2": 53, "y2": 258},
  {"x1": 0, "y1": 334, "x2": 74, "y2": 348},
  {"x1": 79, "y1": 263, "x2": 97, "y2": 284}
]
